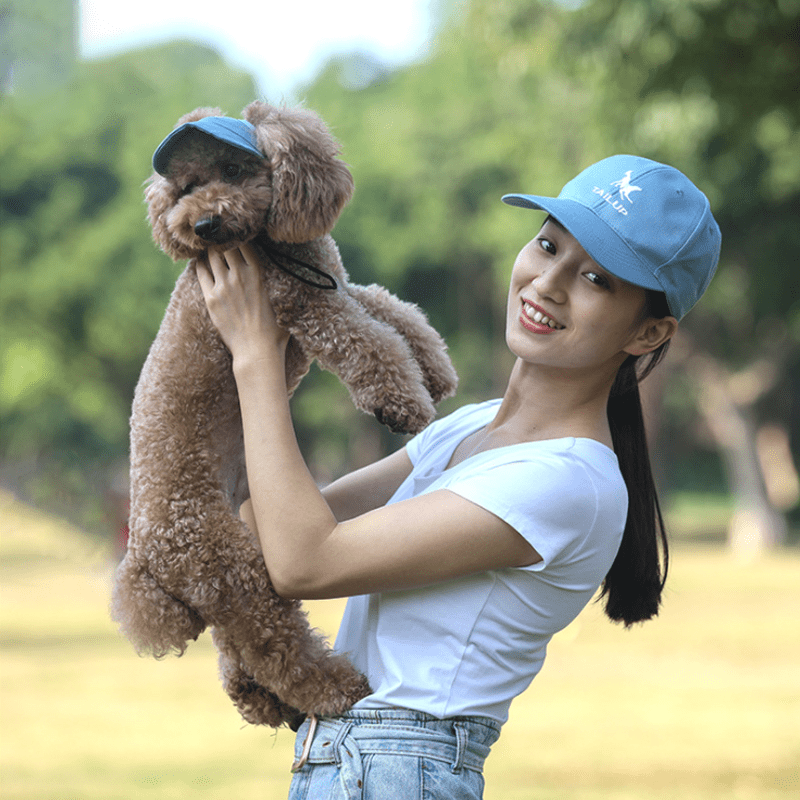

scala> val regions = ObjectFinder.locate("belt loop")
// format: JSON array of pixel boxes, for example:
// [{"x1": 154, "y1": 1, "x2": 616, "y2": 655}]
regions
[
  {"x1": 333, "y1": 720, "x2": 355, "y2": 768},
  {"x1": 290, "y1": 714, "x2": 318, "y2": 773},
  {"x1": 450, "y1": 720, "x2": 468, "y2": 773}
]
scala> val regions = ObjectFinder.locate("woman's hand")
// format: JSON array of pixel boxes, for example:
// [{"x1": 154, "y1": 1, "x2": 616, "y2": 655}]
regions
[{"x1": 196, "y1": 244, "x2": 289, "y2": 365}]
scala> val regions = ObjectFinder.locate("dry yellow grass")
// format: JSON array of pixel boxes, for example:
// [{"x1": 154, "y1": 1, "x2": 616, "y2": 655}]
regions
[{"x1": 1, "y1": 490, "x2": 798, "y2": 799}]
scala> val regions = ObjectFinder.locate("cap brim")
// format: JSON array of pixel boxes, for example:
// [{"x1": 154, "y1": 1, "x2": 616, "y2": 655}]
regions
[
  {"x1": 152, "y1": 118, "x2": 264, "y2": 175},
  {"x1": 502, "y1": 193, "x2": 665, "y2": 295}
]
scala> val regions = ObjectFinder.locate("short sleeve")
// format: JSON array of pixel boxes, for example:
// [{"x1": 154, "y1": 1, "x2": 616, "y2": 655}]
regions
[{"x1": 445, "y1": 453, "x2": 603, "y2": 571}]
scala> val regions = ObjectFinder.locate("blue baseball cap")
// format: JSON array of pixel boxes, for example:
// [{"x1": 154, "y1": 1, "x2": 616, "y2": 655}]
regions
[
  {"x1": 152, "y1": 116, "x2": 264, "y2": 175},
  {"x1": 502, "y1": 155, "x2": 721, "y2": 319}
]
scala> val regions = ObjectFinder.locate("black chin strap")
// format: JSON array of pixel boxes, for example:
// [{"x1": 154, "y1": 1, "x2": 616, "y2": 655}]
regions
[{"x1": 253, "y1": 235, "x2": 338, "y2": 290}]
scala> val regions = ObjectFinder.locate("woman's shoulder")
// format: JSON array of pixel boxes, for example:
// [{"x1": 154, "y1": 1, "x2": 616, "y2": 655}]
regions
[
  {"x1": 441, "y1": 398, "x2": 502, "y2": 426},
  {"x1": 408, "y1": 399, "x2": 501, "y2": 456},
  {"x1": 471, "y1": 435, "x2": 617, "y2": 471},
  {"x1": 454, "y1": 436, "x2": 625, "y2": 503}
]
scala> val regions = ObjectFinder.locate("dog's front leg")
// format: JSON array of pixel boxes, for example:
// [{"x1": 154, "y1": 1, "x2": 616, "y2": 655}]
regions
[
  {"x1": 281, "y1": 289, "x2": 438, "y2": 434},
  {"x1": 344, "y1": 283, "x2": 458, "y2": 405}
]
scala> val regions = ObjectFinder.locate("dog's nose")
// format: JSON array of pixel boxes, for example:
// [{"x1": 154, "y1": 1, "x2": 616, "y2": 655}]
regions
[{"x1": 194, "y1": 215, "x2": 223, "y2": 241}]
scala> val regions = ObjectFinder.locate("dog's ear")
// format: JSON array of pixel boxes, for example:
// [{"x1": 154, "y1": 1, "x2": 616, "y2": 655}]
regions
[
  {"x1": 243, "y1": 102, "x2": 354, "y2": 243},
  {"x1": 174, "y1": 106, "x2": 225, "y2": 127}
]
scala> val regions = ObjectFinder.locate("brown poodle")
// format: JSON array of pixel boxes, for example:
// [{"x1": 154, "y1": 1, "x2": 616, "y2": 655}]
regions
[{"x1": 111, "y1": 101, "x2": 458, "y2": 728}]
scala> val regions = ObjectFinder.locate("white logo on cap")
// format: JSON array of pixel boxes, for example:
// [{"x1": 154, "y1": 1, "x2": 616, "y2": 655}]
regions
[
  {"x1": 591, "y1": 170, "x2": 643, "y2": 216},
  {"x1": 610, "y1": 171, "x2": 642, "y2": 203}
]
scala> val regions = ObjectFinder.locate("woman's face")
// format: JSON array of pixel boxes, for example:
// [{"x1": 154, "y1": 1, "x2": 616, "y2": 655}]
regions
[{"x1": 506, "y1": 218, "x2": 658, "y2": 377}]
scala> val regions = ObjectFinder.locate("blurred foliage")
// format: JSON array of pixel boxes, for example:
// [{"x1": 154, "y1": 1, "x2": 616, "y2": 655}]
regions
[
  {"x1": 1, "y1": 35, "x2": 258, "y2": 525},
  {"x1": 563, "y1": 0, "x2": 800, "y2": 356},
  {"x1": 301, "y1": 0, "x2": 614, "y2": 403},
  {"x1": 559, "y1": 0, "x2": 800, "y2": 503},
  {"x1": 1, "y1": 0, "x2": 798, "y2": 533},
  {"x1": 301, "y1": 0, "x2": 799, "y2": 500}
]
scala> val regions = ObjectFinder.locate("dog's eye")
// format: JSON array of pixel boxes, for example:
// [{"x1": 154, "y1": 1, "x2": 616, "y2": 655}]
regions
[
  {"x1": 222, "y1": 163, "x2": 244, "y2": 181},
  {"x1": 178, "y1": 183, "x2": 196, "y2": 198}
]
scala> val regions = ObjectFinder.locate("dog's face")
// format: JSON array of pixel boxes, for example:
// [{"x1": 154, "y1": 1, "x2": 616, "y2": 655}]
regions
[
  {"x1": 146, "y1": 131, "x2": 272, "y2": 261},
  {"x1": 146, "y1": 103, "x2": 355, "y2": 263}
]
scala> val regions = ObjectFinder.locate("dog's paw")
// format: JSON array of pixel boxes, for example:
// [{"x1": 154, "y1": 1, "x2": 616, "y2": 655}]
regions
[
  {"x1": 374, "y1": 407, "x2": 420, "y2": 435},
  {"x1": 373, "y1": 395, "x2": 435, "y2": 435},
  {"x1": 305, "y1": 668, "x2": 372, "y2": 718},
  {"x1": 231, "y1": 679, "x2": 303, "y2": 728},
  {"x1": 421, "y1": 357, "x2": 459, "y2": 405}
]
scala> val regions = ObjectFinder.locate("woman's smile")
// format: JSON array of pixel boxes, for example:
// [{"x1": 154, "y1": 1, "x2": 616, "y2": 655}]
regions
[{"x1": 520, "y1": 299, "x2": 565, "y2": 333}]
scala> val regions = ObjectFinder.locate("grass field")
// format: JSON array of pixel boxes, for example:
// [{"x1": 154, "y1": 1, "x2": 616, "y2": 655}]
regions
[{"x1": 1, "y1": 490, "x2": 798, "y2": 799}]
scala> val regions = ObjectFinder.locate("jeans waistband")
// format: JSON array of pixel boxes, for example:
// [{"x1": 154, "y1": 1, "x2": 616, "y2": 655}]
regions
[{"x1": 292, "y1": 709, "x2": 501, "y2": 775}]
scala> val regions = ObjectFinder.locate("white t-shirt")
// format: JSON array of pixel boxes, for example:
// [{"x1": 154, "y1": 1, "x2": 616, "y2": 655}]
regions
[{"x1": 334, "y1": 399, "x2": 627, "y2": 724}]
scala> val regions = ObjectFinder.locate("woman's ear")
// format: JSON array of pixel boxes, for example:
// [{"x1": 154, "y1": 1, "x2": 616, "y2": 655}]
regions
[{"x1": 625, "y1": 316, "x2": 679, "y2": 356}]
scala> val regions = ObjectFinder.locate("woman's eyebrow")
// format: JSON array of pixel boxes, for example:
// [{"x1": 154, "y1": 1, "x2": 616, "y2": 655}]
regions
[{"x1": 544, "y1": 215, "x2": 568, "y2": 233}]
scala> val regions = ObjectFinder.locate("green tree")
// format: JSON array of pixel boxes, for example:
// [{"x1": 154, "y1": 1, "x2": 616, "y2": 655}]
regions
[
  {"x1": 6, "y1": 0, "x2": 796, "y2": 547},
  {"x1": 1, "y1": 41, "x2": 258, "y2": 528},
  {"x1": 290, "y1": 0, "x2": 623, "y2": 477},
  {"x1": 301, "y1": 0, "x2": 611, "y2": 393},
  {"x1": 561, "y1": 0, "x2": 800, "y2": 548},
  {"x1": 302, "y1": 0, "x2": 799, "y2": 547}
]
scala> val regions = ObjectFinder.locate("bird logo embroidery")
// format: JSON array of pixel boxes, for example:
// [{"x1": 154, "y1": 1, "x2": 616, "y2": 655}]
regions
[{"x1": 610, "y1": 171, "x2": 642, "y2": 203}]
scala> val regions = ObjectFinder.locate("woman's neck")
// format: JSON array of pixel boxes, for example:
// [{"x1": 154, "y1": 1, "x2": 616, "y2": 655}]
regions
[{"x1": 489, "y1": 358, "x2": 618, "y2": 448}]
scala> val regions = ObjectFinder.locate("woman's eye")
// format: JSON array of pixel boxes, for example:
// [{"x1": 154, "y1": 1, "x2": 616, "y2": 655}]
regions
[
  {"x1": 586, "y1": 271, "x2": 610, "y2": 289},
  {"x1": 538, "y1": 237, "x2": 556, "y2": 255},
  {"x1": 222, "y1": 163, "x2": 243, "y2": 180}
]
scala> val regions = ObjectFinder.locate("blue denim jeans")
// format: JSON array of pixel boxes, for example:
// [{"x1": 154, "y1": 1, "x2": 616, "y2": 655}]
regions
[{"x1": 287, "y1": 709, "x2": 502, "y2": 800}]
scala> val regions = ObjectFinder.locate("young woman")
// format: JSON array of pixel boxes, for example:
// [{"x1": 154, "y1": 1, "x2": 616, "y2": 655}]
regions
[{"x1": 196, "y1": 155, "x2": 721, "y2": 799}]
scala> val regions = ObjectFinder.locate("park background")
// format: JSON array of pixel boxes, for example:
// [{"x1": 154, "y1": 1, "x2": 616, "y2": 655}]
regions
[{"x1": 1, "y1": 0, "x2": 798, "y2": 797}]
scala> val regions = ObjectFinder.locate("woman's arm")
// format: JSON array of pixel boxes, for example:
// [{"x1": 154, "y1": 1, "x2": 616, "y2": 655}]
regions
[
  {"x1": 198, "y1": 246, "x2": 540, "y2": 600},
  {"x1": 240, "y1": 446, "x2": 412, "y2": 548},
  {"x1": 321, "y1": 447, "x2": 413, "y2": 521}
]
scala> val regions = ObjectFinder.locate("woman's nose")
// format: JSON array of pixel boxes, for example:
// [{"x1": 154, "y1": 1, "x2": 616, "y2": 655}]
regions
[{"x1": 532, "y1": 262, "x2": 568, "y2": 304}]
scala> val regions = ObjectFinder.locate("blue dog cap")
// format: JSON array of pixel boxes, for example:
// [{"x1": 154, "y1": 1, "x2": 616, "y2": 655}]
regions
[
  {"x1": 503, "y1": 155, "x2": 721, "y2": 319},
  {"x1": 152, "y1": 116, "x2": 264, "y2": 175}
]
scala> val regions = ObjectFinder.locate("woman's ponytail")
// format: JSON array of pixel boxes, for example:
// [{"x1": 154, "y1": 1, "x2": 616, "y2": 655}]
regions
[{"x1": 600, "y1": 292, "x2": 672, "y2": 626}]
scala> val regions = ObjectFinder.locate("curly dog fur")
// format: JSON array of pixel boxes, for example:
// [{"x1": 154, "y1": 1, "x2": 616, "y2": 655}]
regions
[{"x1": 111, "y1": 101, "x2": 458, "y2": 727}]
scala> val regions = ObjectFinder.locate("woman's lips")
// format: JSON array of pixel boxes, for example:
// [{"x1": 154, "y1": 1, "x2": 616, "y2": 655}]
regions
[{"x1": 520, "y1": 300, "x2": 564, "y2": 333}]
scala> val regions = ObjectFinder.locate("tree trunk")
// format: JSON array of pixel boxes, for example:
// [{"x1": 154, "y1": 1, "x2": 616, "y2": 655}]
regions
[{"x1": 689, "y1": 353, "x2": 787, "y2": 556}]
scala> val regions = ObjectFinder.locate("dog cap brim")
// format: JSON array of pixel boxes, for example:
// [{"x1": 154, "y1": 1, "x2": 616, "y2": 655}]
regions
[{"x1": 152, "y1": 116, "x2": 264, "y2": 175}]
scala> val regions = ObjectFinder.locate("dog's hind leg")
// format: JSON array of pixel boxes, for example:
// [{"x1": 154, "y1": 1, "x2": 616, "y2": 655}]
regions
[
  {"x1": 226, "y1": 595, "x2": 372, "y2": 720},
  {"x1": 213, "y1": 628, "x2": 303, "y2": 728},
  {"x1": 111, "y1": 557, "x2": 205, "y2": 657}
]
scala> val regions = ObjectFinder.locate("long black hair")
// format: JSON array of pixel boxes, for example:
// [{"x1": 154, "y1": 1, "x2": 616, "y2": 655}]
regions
[{"x1": 600, "y1": 290, "x2": 672, "y2": 627}]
